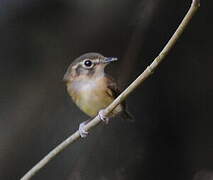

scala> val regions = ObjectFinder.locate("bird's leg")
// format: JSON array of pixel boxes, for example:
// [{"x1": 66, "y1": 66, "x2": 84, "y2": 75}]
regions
[
  {"x1": 79, "y1": 120, "x2": 89, "y2": 138},
  {"x1": 98, "y1": 109, "x2": 109, "y2": 124}
]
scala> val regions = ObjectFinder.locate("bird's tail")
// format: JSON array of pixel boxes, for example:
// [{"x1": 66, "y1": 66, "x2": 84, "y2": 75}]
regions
[{"x1": 120, "y1": 110, "x2": 134, "y2": 122}]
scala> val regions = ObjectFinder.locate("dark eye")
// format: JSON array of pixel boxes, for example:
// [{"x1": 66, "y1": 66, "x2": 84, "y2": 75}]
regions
[{"x1": 84, "y1": 60, "x2": 92, "y2": 67}]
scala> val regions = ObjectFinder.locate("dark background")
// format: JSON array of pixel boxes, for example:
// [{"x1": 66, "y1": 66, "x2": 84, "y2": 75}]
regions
[{"x1": 0, "y1": 0, "x2": 212, "y2": 180}]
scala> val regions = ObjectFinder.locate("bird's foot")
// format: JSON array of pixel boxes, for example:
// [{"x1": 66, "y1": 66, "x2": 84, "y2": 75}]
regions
[
  {"x1": 98, "y1": 109, "x2": 109, "y2": 124},
  {"x1": 79, "y1": 121, "x2": 89, "y2": 138}
]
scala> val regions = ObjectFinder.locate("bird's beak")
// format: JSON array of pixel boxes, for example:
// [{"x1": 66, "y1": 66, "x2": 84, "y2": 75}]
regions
[{"x1": 102, "y1": 57, "x2": 118, "y2": 63}]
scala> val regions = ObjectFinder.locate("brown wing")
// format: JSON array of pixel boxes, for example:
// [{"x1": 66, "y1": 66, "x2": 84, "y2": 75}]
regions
[
  {"x1": 105, "y1": 75, "x2": 121, "y2": 99},
  {"x1": 105, "y1": 75, "x2": 134, "y2": 121},
  {"x1": 105, "y1": 75, "x2": 127, "y2": 109}
]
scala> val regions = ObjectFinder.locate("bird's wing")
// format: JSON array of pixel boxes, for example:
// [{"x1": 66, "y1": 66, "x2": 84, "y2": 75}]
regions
[
  {"x1": 105, "y1": 75, "x2": 134, "y2": 121},
  {"x1": 105, "y1": 75, "x2": 121, "y2": 99}
]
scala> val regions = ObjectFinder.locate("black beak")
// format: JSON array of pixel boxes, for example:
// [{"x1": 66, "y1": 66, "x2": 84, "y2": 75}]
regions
[{"x1": 102, "y1": 57, "x2": 118, "y2": 63}]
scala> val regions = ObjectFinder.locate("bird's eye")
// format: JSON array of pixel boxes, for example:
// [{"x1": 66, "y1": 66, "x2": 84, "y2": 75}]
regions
[{"x1": 84, "y1": 60, "x2": 92, "y2": 67}]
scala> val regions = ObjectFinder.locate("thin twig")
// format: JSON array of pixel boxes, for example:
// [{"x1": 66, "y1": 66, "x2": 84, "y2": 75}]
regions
[{"x1": 21, "y1": 0, "x2": 200, "y2": 179}]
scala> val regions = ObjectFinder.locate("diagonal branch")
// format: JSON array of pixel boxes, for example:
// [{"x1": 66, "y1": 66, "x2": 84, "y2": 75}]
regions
[{"x1": 20, "y1": 0, "x2": 200, "y2": 179}]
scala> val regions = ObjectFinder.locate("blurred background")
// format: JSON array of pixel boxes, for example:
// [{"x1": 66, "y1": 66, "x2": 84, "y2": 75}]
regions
[{"x1": 0, "y1": 0, "x2": 212, "y2": 179}]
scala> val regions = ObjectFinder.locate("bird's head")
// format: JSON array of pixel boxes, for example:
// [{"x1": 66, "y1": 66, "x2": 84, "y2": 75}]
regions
[{"x1": 63, "y1": 52, "x2": 117, "y2": 82}]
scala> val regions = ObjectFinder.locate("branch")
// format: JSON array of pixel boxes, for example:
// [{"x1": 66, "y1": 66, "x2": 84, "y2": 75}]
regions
[{"x1": 21, "y1": 0, "x2": 200, "y2": 179}]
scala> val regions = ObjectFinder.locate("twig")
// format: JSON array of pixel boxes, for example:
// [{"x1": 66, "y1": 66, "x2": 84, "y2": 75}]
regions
[{"x1": 20, "y1": 0, "x2": 200, "y2": 179}]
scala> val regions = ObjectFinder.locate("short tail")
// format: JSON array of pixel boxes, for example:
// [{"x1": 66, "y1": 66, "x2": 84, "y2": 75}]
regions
[{"x1": 120, "y1": 110, "x2": 134, "y2": 122}]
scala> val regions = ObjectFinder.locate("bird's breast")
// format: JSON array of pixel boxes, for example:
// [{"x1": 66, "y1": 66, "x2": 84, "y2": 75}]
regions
[{"x1": 67, "y1": 77, "x2": 113, "y2": 117}]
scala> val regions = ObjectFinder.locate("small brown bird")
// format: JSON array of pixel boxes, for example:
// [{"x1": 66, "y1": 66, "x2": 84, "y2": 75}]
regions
[{"x1": 63, "y1": 52, "x2": 133, "y2": 137}]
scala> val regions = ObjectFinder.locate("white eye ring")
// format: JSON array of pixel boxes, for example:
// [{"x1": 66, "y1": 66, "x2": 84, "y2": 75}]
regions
[{"x1": 82, "y1": 59, "x2": 94, "y2": 69}]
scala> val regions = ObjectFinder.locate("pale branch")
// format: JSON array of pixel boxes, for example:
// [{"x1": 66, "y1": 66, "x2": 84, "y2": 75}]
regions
[{"x1": 20, "y1": 0, "x2": 200, "y2": 179}]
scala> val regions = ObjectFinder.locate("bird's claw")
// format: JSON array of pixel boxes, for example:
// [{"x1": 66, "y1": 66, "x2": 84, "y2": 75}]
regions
[
  {"x1": 98, "y1": 109, "x2": 109, "y2": 124},
  {"x1": 79, "y1": 121, "x2": 89, "y2": 138}
]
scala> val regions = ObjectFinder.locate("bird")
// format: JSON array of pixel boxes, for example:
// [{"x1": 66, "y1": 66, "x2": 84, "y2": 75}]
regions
[{"x1": 63, "y1": 52, "x2": 133, "y2": 137}]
